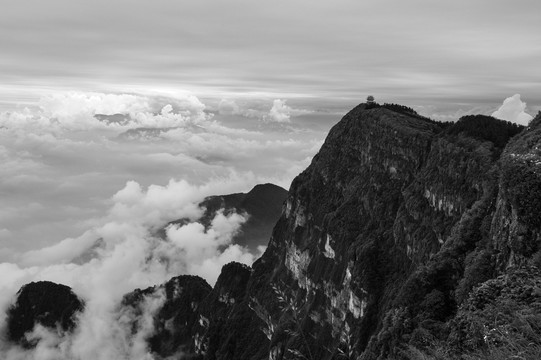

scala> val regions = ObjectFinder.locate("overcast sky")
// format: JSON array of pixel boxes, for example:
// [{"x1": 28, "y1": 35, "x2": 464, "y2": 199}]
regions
[{"x1": 1, "y1": 0, "x2": 540, "y2": 113}]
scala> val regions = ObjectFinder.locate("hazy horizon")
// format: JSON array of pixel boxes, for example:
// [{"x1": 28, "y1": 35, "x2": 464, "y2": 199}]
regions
[{"x1": 1, "y1": 0, "x2": 539, "y2": 284}]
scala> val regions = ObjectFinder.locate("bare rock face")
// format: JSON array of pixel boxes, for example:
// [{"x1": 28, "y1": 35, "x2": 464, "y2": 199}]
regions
[{"x1": 6, "y1": 281, "x2": 84, "y2": 348}]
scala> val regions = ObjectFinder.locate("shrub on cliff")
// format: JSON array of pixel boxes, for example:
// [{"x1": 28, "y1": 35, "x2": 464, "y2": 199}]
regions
[{"x1": 445, "y1": 267, "x2": 541, "y2": 357}]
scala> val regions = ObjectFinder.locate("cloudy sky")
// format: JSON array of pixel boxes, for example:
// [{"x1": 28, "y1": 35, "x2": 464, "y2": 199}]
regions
[
  {"x1": 0, "y1": 1, "x2": 540, "y2": 357},
  {"x1": 0, "y1": 0, "x2": 540, "y2": 273},
  {"x1": 1, "y1": 0, "x2": 540, "y2": 112}
]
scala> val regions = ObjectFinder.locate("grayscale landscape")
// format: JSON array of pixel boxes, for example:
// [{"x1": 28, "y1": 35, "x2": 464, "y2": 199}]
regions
[{"x1": 0, "y1": 1, "x2": 540, "y2": 359}]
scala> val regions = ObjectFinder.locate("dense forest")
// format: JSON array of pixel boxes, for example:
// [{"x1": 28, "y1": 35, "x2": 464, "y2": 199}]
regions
[{"x1": 445, "y1": 114, "x2": 524, "y2": 149}]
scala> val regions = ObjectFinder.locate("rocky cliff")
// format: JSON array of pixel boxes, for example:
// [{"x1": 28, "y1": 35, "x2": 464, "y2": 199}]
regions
[
  {"x1": 140, "y1": 103, "x2": 535, "y2": 359},
  {"x1": 194, "y1": 104, "x2": 534, "y2": 360},
  {"x1": 7, "y1": 104, "x2": 540, "y2": 359}
]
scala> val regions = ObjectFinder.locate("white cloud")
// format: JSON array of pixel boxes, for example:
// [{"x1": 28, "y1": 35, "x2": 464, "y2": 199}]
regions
[
  {"x1": 190, "y1": 244, "x2": 262, "y2": 286},
  {"x1": 0, "y1": 173, "x2": 263, "y2": 359},
  {"x1": 108, "y1": 175, "x2": 259, "y2": 228},
  {"x1": 218, "y1": 99, "x2": 241, "y2": 115},
  {"x1": 267, "y1": 99, "x2": 292, "y2": 123},
  {"x1": 491, "y1": 94, "x2": 533, "y2": 125},
  {"x1": 0, "y1": 89, "x2": 324, "y2": 275},
  {"x1": 0, "y1": 91, "x2": 210, "y2": 132},
  {"x1": 165, "y1": 210, "x2": 252, "y2": 285},
  {"x1": 160, "y1": 104, "x2": 173, "y2": 115},
  {"x1": 39, "y1": 92, "x2": 149, "y2": 119}
]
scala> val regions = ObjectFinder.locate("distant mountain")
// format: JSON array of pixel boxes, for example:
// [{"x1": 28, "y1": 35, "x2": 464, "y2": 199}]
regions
[
  {"x1": 69, "y1": 184, "x2": 287, "y2": 265},
  {"x1": 161, "y1": 183, "x2": 288, "y2": 252}
]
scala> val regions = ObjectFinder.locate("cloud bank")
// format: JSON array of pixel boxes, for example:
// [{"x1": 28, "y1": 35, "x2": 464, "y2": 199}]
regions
[
  {"x1": 267, "y1": 99, "x2": 292, "y2": 123},
  {"x1": 0, "y1": 91, "x2": 324, "y2": 254},
  {"x1": 0, "y1": 90, "x2": 326, "y2": 358},
  {"x1": 0, "y1": 174, "x2": 263, "y2": 359},
  {"x1": 491, "y1": 94, "x2": 533, "y2": 126}
]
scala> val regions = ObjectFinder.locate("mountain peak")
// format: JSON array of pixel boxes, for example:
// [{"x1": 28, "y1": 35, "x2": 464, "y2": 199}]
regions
[
  {"x1": 11, "y1": 102, "x2": 541, "y2": 359},
  {"x1": 7, "y1": 281, "x2": 84, "y2": 348}
]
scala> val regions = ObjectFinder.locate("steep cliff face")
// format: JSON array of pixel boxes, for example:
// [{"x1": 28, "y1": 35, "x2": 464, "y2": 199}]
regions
[
  {"x1": 218, "y1": 106, "x2": 532, "y2": 360},
  {"x1": 244, "y1": 105, "x2": 441, "y2": 359},
  {"x1": 491, "y1": 114, "x2": 541, "y2": 269},
  {"x1": 394, "y1": 133, "x2": 496, "y2": 266}
]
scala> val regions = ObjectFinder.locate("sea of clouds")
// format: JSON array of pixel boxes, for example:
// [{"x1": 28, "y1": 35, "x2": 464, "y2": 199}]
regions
[
  {"x1": 0, "y1": 174, "x2": 261, "y2": 360},
  {"x1": 0, "y1": 91, "x2": 535, "y2": 359},
  {"x1": 0, "y1": 90, "x2": 327, "y2": 359},
  {"x1": 0, "y1": 91, "x2": 323, "y2": 253}
]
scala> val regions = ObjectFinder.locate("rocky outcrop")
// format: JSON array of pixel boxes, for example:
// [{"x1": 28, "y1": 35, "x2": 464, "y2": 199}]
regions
[{"x1": 6, "y1": 281, "x2": 84, "y2": 348}]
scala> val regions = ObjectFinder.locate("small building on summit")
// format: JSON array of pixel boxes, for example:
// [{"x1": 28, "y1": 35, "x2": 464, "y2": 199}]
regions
[{"x1": 366, "y1": 95, "x2": 375, "y2": 104}]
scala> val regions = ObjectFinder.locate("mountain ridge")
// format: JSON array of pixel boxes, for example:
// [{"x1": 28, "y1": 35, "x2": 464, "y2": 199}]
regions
[
  {"x1": 7, "y1": 103, "x2": 541, "y2": 359},
  {"x1": 160, "y1": 183, "x2": 287, "y2": 252}
]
